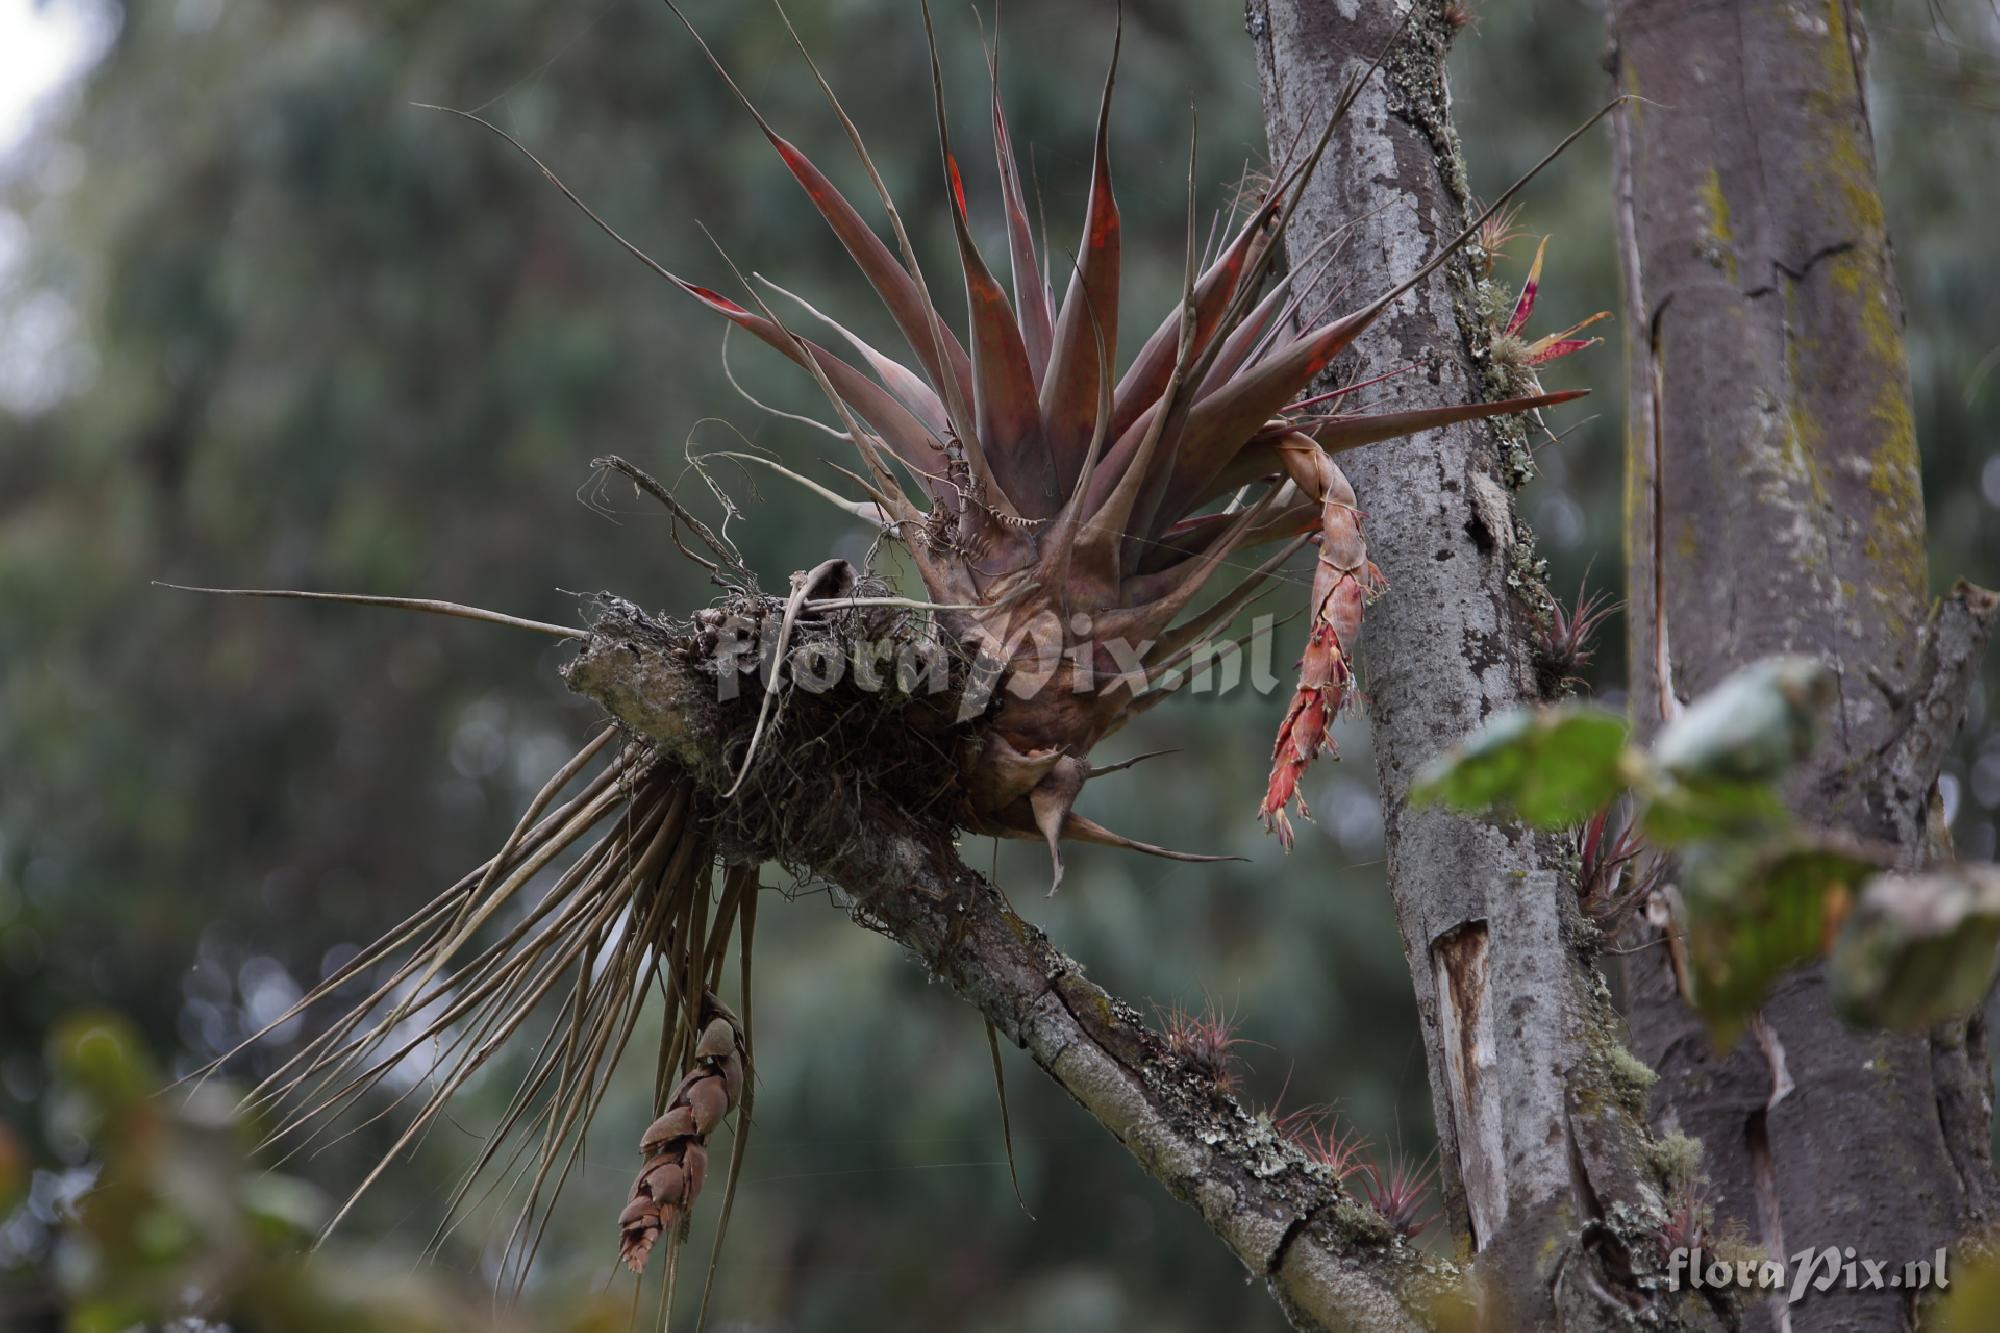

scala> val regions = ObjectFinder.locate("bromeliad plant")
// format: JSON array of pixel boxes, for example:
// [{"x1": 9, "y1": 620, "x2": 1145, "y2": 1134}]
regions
[
  {"x1": 545, "y1": 2, "x2": 1595, "y2": 870},
  {"x1": 176, "y1": 0, "x2": 1609, "y2": 1307}
]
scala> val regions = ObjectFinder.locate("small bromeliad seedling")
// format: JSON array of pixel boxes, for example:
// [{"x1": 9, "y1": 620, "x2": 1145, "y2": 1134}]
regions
[
  {"x1": 1278, "y1": 1108, "x2": 1371, "y2": 1185},
  {"x1": 1486, "y1": 237, "x2": 1607, "y2": 381},
  {"x1": 1360, "y1": 1148, "x2": 1439, "y2": 1240},
  {"x1": 1157, "y1": 998, "x2": 1251, "y2": 1092},
  {"x1": 1574, "y1": 801, "x2": 1662, "y2": 933},
  {"x1": 1534, "y1": 579, "x2": 1620, "y2": 695}
]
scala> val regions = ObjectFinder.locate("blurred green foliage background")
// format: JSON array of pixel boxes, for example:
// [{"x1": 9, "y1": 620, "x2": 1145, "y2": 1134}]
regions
[{"x1": 0, "y1": 1, "x2": 1994, "y2": 1328}]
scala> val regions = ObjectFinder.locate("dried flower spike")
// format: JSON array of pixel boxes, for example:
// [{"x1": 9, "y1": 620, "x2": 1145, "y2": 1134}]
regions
[{"x1": 620, "y1": 995, "x2": 748, "y2": 1273}]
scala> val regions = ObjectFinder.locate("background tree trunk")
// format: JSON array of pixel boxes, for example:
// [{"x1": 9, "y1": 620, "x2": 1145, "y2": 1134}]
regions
[
  {"x1": 1247, "y1": 3, "x2": 1673, "y2": 1325},
  {"x1": 1609, "y1": 2, "x2": 1998, "y2": 1328}
]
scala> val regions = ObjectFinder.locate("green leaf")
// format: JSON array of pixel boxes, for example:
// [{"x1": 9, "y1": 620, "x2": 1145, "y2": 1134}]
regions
[
  {"x1": 1410, "y1": 704, "x2": 1631, "y2": 829},
  {"x1": 46, "y1": 1010, "x2": 154, "y2": 1110},
  {"x1": 1638, "y1": 777, "x2": 1787, "y2": 847},
  {"x1": 1650, "y1": 656, "x2": 1834, "y2": 788},
  {"x1": 1681, "y1": 835, "x2": 1883, "y2": 1047},
  {"x1": 1831, "y1": 866, "x2": 2000, "y2": 1031}
]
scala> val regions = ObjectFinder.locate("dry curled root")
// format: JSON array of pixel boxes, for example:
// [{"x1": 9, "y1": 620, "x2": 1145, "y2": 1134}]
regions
[{"x1": 619, "y1": 995, "x2": 747, "y2": 1272}]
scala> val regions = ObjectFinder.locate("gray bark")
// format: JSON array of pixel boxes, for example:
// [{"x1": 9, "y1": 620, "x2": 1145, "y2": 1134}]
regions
[
  {"x1": 1609, "y1": 2, "x2": 1999, "y2": 1328},
  {"x1": 1247, "y1": 3, "x2": 1683, "y2": 1326}
]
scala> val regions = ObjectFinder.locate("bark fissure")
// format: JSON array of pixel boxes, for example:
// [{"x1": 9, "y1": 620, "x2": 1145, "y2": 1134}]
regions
[{"x1": 1432, "y1": 920, "x2": 1500, "y2": 1250}]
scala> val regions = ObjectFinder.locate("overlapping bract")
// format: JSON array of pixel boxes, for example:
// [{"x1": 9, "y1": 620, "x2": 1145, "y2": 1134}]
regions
[
  {"x1": 619, "y1": 1000, "x2": 747, "y2": 1273},
  {"x1": 661, "y1": 2, "x2": 1585, "y2": 869}
]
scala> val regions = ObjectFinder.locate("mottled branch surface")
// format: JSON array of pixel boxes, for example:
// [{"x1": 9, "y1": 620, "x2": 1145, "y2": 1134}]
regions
[
  {"x1": 562, "y1": 622, "x2": 1460, "y2": 1333},
  {"x1": 1611, "y1": 2, "x2": 1998, "y2": 1328},
  {"x1": 1246, "y1": 2, "x2": 1681, "y2": 1327}
]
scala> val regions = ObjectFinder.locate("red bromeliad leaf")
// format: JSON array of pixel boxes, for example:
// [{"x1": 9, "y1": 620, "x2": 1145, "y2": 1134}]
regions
[
  {"x1": 1186, "y1": 389, "x2": 1589, "y2": 513},
  {"x1": 1039, "y1": 32, "x2": 1122, "y2": 501},
  {"x1": 944, "y1": 148, "x2": 1046, "y2": 505},
  {"x1": 1305, "y1": 388, "x2": 1589, "y2": 454},
  {"x1": 664, "y1": 1, "x2": 976, "y2": 415},
  {"x1": 670, "y1": 274, "x2": 950, "y2": 492},
  {"x1": 1505, "y1": 235, "x2": 1548, "y2": 336},
  {"x1": 767, "y1": 133, "x2": 975, "y2": 406},
  {"x1": 1497, "y1": 237, "x2": 1608, "y2": 368},
  {"x1": 1527, "y1": 312, "x2": 1610, "y2": 365},
  {"x1": 1110, "y1": 203, "x2": 1275, "y2": 444},
  {"x1": 988, "y1": 35, "x2": 1054, "y2": 381}
]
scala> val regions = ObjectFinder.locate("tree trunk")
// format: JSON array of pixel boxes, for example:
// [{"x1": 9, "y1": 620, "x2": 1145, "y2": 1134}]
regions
[
  {"x1": 1609, "y1": 2, "x2": 1998, "y2": 1328},
  {"x1": 1247, "y1": 3, "x2": 1679, "y2": 1326}
]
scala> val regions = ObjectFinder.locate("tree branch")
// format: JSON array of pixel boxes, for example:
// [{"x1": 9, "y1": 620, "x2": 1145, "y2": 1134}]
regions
[{"x1": 561, "y1": 623, "x2": 1462, "y2": 1333}]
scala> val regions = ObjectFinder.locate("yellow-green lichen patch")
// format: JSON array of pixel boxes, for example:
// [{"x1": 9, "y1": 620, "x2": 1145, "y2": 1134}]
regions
[
  {"x1": 1604, "y1": 1043, "x2": 1660, "y2": 1115},
  {"x1": 1822, "y1": 247, "x2": 1926, "y2": 601},
  {"x1": 1697, "y1": 168, "x2": 1739, "y2": 284},
  {"x1": 1644, "y1": 1130, "x2": 1704, "y2": 1188}
]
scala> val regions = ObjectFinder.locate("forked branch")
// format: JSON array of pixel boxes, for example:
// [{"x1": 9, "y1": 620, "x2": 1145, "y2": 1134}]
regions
[{"x1": 559, "y1": 617, "x2": 1462, "y2": 1333}]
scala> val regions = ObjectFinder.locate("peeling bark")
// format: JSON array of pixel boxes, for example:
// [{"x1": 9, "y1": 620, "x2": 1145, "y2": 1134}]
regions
[
  {"x1": 563, "y1": 628, "x2": 1462, "y2": 1332},
  {"x1": 1246, "y1": 3, "x2": 1691, "y2": 1327},
  {"x1": 1610, "y1": 3, "x2": 1999, "y2": 1328}
]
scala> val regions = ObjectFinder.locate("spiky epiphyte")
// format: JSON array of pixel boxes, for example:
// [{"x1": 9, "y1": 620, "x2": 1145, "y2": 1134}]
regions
[
  {"x1": 1488, "y1": 236, "x2": 1608, "y2": 377},
  {"x1": 1278, "y1": 1109, "x2": 1370, "y2": 1184},
  {"x1": 1535, "y1": 579, "x2": 1620, "y2": 694},
  {"x1": 1474, "y1": 200, "x2": 1523, "y2": 277},
  {"x1": 1575, "y1": 802, "x2": 1663, "y2": 933},
  {"x1": 1360, "y1": 1149, "x2": 1438, "y2": 1240},
  {"x1": 169, "y1": 9, "x2": 1614, "y2": 1298},
  {"x1": 1655, "y1": 1175, "x2": 1713, "y2": 1262},
  {"x1": 1442, "y1": 2, "x2": 1483, "y2": 37},
  {"x1": 624, "y1": 2, "x2": 1586, "y2": 877},
  {"x1": 1157, "y1": 999, "x2": 1249, "y2": 1091}
]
